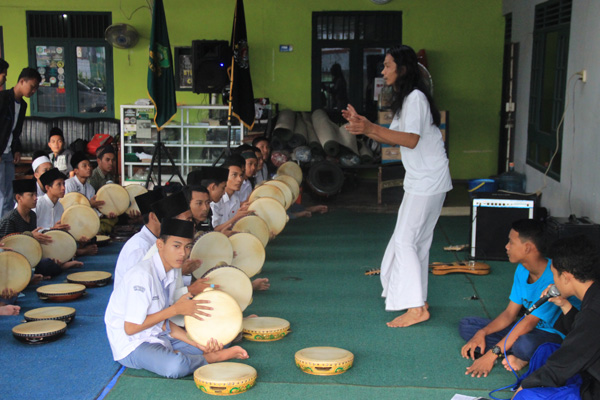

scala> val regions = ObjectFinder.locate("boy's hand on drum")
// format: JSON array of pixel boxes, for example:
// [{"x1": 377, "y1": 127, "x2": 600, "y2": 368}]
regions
[
  {"x1": 53, "y1": 222, "x2": 70, "y2": 231},
  {"x1": 175, "y1": 294, "x2": 212, "y2": 320},
  {"x1": 198, "y1": 338, "x2": 224, "y2": 354},
  {"x1": 1, "y1": 288, "x2": 16, "y2": 299},
  {"x1": 187, "y1": 278, "x2": 219, "y2": 296},
  {"x1": 89, "y1": 196, "x2": 104, "y2": 209},
  {"x1": 32, "y1": 227, "x2": 53, "y2": 244},
  {"x1": 182, "y1": 259, "x2": 201, "y2": 276}
]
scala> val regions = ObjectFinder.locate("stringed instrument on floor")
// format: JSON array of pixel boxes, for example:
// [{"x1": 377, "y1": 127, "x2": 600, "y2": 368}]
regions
[{"x1": 364, "y1": 260, "x2": 491, "y2": 276}]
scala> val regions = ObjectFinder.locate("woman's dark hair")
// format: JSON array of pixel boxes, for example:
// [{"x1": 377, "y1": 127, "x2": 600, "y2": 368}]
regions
[{"x1": 387, "y1": 45, "x2": 440, "y2": 126}]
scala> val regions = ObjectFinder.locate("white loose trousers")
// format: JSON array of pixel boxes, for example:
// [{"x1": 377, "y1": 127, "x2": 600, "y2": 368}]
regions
[{"x1": 380, "y1": 191, "x2": 446, "y2": 311}]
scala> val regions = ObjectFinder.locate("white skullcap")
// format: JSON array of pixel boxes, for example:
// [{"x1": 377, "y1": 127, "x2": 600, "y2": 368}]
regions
[{"x1": 32, "y1": 155, "x2": 52, "y2": 172}]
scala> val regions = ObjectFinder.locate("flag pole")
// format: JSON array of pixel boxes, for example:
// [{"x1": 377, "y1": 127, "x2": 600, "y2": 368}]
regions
[{"x1": 226, "y1": 0, "x2": 238, "y2": 155}]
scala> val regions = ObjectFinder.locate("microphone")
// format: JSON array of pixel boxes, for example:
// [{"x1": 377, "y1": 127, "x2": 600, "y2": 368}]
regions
[{"x1": 525, "y1": 284, "x2": 561, "y2": 315}]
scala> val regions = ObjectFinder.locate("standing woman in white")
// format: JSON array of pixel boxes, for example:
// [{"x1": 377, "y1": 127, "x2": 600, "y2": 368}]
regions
[{"x1": 343, "y1": 45, "x2": 452, "y2": 327}]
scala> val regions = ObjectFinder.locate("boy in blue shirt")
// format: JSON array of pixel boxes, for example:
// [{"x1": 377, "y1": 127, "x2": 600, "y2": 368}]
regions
[{"x1": 459, "y1": 219, "x2": 574, "y2": 378}]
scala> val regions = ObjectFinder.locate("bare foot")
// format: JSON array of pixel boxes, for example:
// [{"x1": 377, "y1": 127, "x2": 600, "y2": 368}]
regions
[
  {"x1": 243, "y1": 314, "x2": 258, "y2": 319},
  {"x1": 252, "y1": 278, "x2": 270, "y2": 291},
  {"x1": 306, "y1": 205, "x2": 328, "y2": 214},
  {"x1": 61, "y1": 260, "x2": 84, "y2": 270},
  {"x1": 502, "y1": 355, "x2": 529, "y2": 372},
  {"x1": 204, "y1": 345, "x2": 249, "y2": 363},
  {"x1": 387, "y1": 306, "x2": 430, "y2": 328},
  {"x1": 0, "y1": 305, "x2": 20, "y2": 316},
  {"x1": 77, "y1": 244, "x2": 98, "y2": 256},
  {"x1": 293, "y1": 211, "x2": 312, "y2": 218},
  {"x1": 29, "y1": 274, "x2": 44, "y2": 286}
]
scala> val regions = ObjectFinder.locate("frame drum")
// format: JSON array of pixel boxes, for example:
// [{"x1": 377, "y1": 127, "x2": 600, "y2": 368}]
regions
[
  {"x1": 1, "y1": 233, "x2": 42, "y2": 268},
  {"x1": 184, "y1": 289, "x2": 242, "y2": 347},
  {"x1": 125, "y1": 184, "x2": 148, "y2": 215},
  {"x1": 24, "y1": 306, "x2": 76, "y2": 324},
  {"x1": 295, "y1": 347, "x2": 354, "y2": 375},
  {"x1": 248, "y1": 184, "x2": 285, "y2": 208},
  {"x1": 229, "y1": 233, "x2": 265, "y2": 278},
  {"x1": 96, "y1": 183, "x2": 130, "y2": 216},
  {"x1": 248, "y1": 198, "x2": 287, "y2": 236},
  {"x1": 95, "y1": 235, "x2": 111, "y2": 246},
  {"x1": 277, "y1": 161, "x2": 303, "y2": 185},
  {"x1": 0, "y1": 251, "x2": 32, "y2": 294},
  {"x1": 232, "y1": 216, "x2": 270, "y2": 247},
  {"x1": 41, "y1": 230, "x2": 77, "y2": 264},
  {"x1": 67, "y1": 271, "x2": 112, "y2": 288},
  {"x1": 62, "y1": 204, "x2": 101, "y2": 241},
  {"x1": 263, "y1": 180, "x2": 293, "y2": 209},
  {"x1": 274, "y1": 174, "x2": 300, "y2": 203},
  {"x1": 193, "y1": 362, "x2": 257, "y2": 396},
  {"x1": 12, "y1": 320, "x2": 67, "y2": 344},
  {"x1": 201, "y1": 265, "x2": 253, "y2": 311},
  {"x1": 242, "y1": 317, "x2": 290, "y2": 342},
  {"x1": 190, "y1": 231, "x2": 233, "y2": 279},
  {"x1": 37, "y1": 283, "x2": 86, "y2": 302},
  {"x1": 60, "y1": 192, "x2": 91, "y2": 209}
]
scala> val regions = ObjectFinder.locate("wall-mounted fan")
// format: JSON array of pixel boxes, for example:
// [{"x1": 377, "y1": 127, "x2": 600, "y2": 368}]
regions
[
  {"x1": 418, "y1": 62, "x2": 433, "y2": 96},
  {"x1": 105, "y1": 24, "x2": 139, "y2": 49}
]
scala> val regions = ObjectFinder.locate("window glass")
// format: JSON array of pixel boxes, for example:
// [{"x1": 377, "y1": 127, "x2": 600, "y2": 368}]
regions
[
  {"x1": 77, "y1": 46, "x2": 107, "y2": 113},
  {"x1": 320, "y1": 48, "x2": 350, "y2": 112},
  {"x1": 35, "y1": 45, "x2": 67, "y2": 113},
  {"x1": 540, "y1": 31, "x2": 558, "y2": 133}
]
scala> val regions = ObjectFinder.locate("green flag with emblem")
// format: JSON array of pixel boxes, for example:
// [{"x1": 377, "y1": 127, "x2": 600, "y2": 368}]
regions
[{"x1": 148, "y1": 0, "x2": 177, "y2": 131}]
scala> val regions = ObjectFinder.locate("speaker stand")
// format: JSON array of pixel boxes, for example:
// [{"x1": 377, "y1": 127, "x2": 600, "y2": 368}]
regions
[{"x1": 145, "y1": 129, "x2": 186, "y2": 188}]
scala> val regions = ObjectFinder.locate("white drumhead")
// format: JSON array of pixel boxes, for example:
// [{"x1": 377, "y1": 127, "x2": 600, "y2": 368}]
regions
[
  {"x1": 248, "y1": 184, "x2": 285, "y2": 208},
  {"x1": 243, "y1": 317, "x2": 289, "y2": 332},
  {"x1": 37, "y1": 283, "x2": 86, "y2": 295},
  {"x1": 248, "y1": 198, "x2": 287, "y2": 236},
  {"x1": 277, "y1": 161, "x2": 303, "y2": 185},
  {"x1": 12, "y1": 320, "x2": 67, "y2": 335},
  {"x1": 295, "y1": 347, "x2": 353, "y2": 363},
  {"x1": 194, "y1": 362, "x2": 256, "y2": 384},
  {"x1": 274, "y1": 174, "x2": 300, "y2": 202},
  {"x1": 229, "y1": 233, "x2": 265, "y2": 278},
  {"x1": 24, "y1": 306, "x2": 76, "y2": 321},
  {"x1": 202, "y1": 265, "x2": 253, "y2": 311},
  {"x1": 96, "y1": 183, "x2": 130, "y2": 216},
  {"x1": 60, "y1": 192, "x2": 91, "y2": 209},
  {"x1": 62, "y1": 204, "x2": 101, "y2": 241},
  {"x1": 67, "y1": 271, "x2": 112, "y2": 286},
  {"x1": 263, "y1": 180, "x2": 293, "y2": 209},
  {"x1": 0, "y1": 251, "x2": 32, "y2": 294},
  {"x1": 41, "y1": 230, "x2": 77, "y2": 264},
  {"x1": 232, "y1": 216, "x2": 270, "y2": 247},
  {"x1": 190, "y1": 232, "x2": 233, "y2": 279},
  {"x1": 184, "y1": 289, "x2": 242, "y2": 347},
  {"x1": 1, "y1": 233, "x2": 42, "y2": 268},
  {"x1": 125, "y1": 184, "x2": 148, "y2": 214}
]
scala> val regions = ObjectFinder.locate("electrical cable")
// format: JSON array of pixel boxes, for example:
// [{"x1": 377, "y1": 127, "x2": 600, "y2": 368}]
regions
[{"x1": 488, "y1": 315, "x2": 526, "y2": 400}]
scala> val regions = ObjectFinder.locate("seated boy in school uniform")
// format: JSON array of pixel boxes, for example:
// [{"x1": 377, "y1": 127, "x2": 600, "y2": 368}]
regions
[
  {"x1": 47, "y1": 127, "x2": 74, "y2": 177},
  {"x1": 210, "y1": 155, "x2": 252, "y2": 231},
  {"x1": 64, "y1": 151, "x2": 106, "y2": 211},
  {"x1": 31, "y1": 151, "x2": 52, "y2": 198},
  {"x1": 104, "y1": 218, "x2": 248, "y2": 379},
  {"x1": 186, "y1": 166, "x2": 229, "y2": 234}
]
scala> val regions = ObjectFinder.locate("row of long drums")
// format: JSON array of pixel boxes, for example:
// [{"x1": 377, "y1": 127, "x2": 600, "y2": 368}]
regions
[
  {"x1": 5, "y1": 183, "x2": 146, "y2": 344},
  {"x1": 188, "y1": 162, "x2": 354, "y2": 396}
]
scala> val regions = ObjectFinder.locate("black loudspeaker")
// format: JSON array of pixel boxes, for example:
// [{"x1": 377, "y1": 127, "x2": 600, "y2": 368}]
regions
[
  {"x1": 192, "y1": 40, "x2": 230, "y2": 94},
  {"x1": 470, "y1": 193, "x2": 537, "y2": 261}
]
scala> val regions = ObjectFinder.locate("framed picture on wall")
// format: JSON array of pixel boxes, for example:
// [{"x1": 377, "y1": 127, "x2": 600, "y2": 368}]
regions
[{"x1": 175, "y1": 46, "x2": 193, "y2": 91}]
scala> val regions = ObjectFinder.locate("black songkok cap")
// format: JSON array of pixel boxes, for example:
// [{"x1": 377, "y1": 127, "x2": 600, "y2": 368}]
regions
[
  {"x1": 160, "y1": 218, "x2": 194, "y2": 239},
  {"x1": 49, "y1": 127, "x2": 64, "y2": 140},
  {"x1": 96, "y1": 144, "x2": 115, "y2": 159},
  {"x1": 187, "y1": 167, "x2": 229, "y2": 186},
  {"x1": 135, "y1": 189, "x2": 164, "y2": 216},
  {"x1": 40, "y1": 168, "x2": 67, "y2": 188},
  {"x1": 70, "y1": 151, "x2": 88, "y2": 170},
  {"x1": 12, "y1": 179, "x2": 37, "y2": 194},
  {"x1": 150, "y1": 191, "x2": 189, "y2": 221}
]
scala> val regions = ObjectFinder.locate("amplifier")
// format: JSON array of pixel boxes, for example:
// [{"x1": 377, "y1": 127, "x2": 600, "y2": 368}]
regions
[
  {"x1": 470, "y1": 195, "x2": 536, "y2": 260},
  {"x1": 545, "y1": 216, "x2": 600, "y2": 246}
]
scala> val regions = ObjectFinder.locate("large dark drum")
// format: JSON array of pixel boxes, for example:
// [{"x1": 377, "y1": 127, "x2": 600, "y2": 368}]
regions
[{"x1": 306, "y1": 161, "x2": 344, "y2": 198}]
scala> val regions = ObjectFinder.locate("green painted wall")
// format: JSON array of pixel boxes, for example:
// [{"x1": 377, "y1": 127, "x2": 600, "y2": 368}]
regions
[{"x1": 0, "y1": 0, "x2": 504, "y2": 179}]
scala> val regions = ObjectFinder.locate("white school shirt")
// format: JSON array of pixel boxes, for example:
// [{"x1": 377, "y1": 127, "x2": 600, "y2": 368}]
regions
[
  {"x1": 113, "y1": 226, "x2": 157, "y2": 288},
  {"x1": 210, "y1": 191, "x2": 241, "y2": 227},
  {"x1": 35, "y1": 194, "x2": 64, "y2": 229},
  {"x1": 64, "y1": 176, "x2": 96, "y2": 200},
  {"x1": 104, "y1": 251, "x2": 177, "y2": 361},
  {"x1": 391, "y1": 89, "x2": 452, "y2": 196},
  {"x1": 255, "y1": 164, "x2": 268, "y2": 185},
  {"x1": 238, "y1": 179, "x2": 252, "y2": 203}
]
